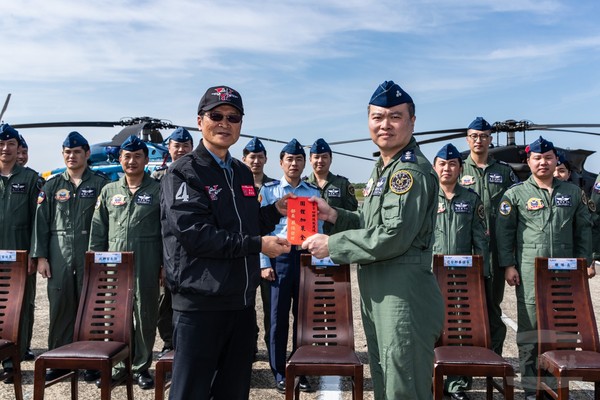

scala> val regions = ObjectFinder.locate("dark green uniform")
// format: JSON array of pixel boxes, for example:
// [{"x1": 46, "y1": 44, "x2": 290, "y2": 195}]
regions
[
  {"x1": 460, "y1": 155, "x2": 517, "y2": 354},
  {"x1": 433, "y1": 184, "x2": 489, "y2": 394},
  {"x1": 328, "y1": 138, "x2": 444, "y2": 400},
  {"x1": 496, "y1": 176, "x2": 592, "y2": 394},
  {"x1": 0, "y1": 165, "x2": 41, "y2": 358},
  {"x1": 305, "y1": 172, "x2": 358, "y2": 234},
  {"x1": 591, "y1": 175, "x2": 600, "y2": 261},
  {"x1": 89, "y1": 174, "x2": 162, "y2": 376},
  {"x1": 31, "y1": 168, "x2": 108, "y2": 349}
]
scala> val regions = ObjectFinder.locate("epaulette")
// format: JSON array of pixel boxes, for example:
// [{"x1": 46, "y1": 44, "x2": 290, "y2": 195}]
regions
[
  {"x1": 466, "y1": 187, "x2": 483, "y2": 199},
  {"x1": 399, "y1": 149, "x2": 417, "y2": 163},
  {"x1": 301, "y1": 175, "x2": 309, "y2": 181},
  {"x1": 264, "y1": 180, "x2": 280, "y2": 187},
  {"x1": 46, "y1": 174, "x2": 61, "y2": 183},
  {"x1": 508, "y1": 182, "x2": 523, "y2": 189},
  {"x1": 305, "y1": 181, "x2": 319, "y2": 190},
  {"x1": 93, "y1": 170, "x2": 110, "y2": 180},
  {"x1": 335, "y1": 174, "x2": 350, "y2": 180}
]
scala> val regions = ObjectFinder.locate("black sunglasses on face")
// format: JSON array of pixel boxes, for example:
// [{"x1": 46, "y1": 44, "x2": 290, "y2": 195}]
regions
[{"x1": 206, "y1": 112, "x2": 242, "y2": 124}]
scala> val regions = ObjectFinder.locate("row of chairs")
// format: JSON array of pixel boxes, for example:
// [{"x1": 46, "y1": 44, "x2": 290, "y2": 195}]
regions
[{"x1": 0, "y1": 251, "x2": 598, "y2": 399}]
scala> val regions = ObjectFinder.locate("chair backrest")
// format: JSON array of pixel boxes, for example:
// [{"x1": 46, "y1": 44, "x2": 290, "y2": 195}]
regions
[
  {"x1": 0, "y1": 251, "x2": 28, "y2": 343},
  {"x1": 297, "y1": 254, "x2": 354, "y2": 348},
  {"x1": 433, "y1": 254, "x2": 491, "y2": 348},
  {"x1": 535, "y1": 257, "x2": 600, "y2": 353},
  {"x1": 74, "y1": 252, "x2": 135, "y2": 343}
]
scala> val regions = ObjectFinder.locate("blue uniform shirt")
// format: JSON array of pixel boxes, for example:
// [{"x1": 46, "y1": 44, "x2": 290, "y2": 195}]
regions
[{"x1": 259, "y1": 177, "x2": 322, "y2": 268}]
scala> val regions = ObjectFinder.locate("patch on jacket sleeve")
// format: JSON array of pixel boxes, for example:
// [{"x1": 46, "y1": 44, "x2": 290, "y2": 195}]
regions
[{"x1": 499, "y1": 200, "x2": 512, "y2": 216}]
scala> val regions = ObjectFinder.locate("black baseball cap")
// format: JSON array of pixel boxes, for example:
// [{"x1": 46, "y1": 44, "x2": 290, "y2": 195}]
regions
[{"x1": 197, "y1": 85, "x2": 244, "y2": 115}]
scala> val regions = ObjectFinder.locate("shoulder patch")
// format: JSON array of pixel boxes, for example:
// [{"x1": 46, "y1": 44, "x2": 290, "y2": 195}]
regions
[
  {"x1": 582, "y1": 190, "x2": 589, "y2": 206},
  {"x1": 589, "y1": 200, "x2": 596, "y2": 213},
  {"x1": 499, "y1": 200, "x2": 512, "y2": 216},
  {"x1": 477, "y1": 203, "x2": 485, "y2": 220},
  {"x1": 264, "y1": 180, "x2": 280, "y2": 187},
  {"x1": 348, "y1": 184, "x2": 355, "y2": 196},
  {"x1": 389, "y1": 170, "x2": 413, "y2": 195},
  {"x1": 37, "y1": 191, "x2": 46, "y2": 204}
]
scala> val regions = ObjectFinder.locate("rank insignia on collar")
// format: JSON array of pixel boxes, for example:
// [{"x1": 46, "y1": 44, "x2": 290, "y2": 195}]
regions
[
  {"x1": 526, "y1": 198, "x2": 544, "y2": 211},
  {"x1": 460, "y1": 175, "x2": 475, "y2": 186},
  {"x1": 499, "y1": 200, "x2": 512, "y2": 216},
  {"x1": 389, "y1": 170, "x2": 413, "y2": 195}
]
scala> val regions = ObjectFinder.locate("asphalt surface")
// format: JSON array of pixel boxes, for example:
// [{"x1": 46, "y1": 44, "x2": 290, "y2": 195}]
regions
[{"x1": 2, "y1": 263, "x2": 600, "y2": 399}]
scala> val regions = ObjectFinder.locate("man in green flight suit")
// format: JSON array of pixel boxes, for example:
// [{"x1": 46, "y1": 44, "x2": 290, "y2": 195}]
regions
[
  {"x1": 302, "y1": 81, "x2": 444, "y2": 400},
  {"x1": 496, "y1": 136, "x2": 592, "y2": 399},
  {"x1": 591, "y1": 174, "x2": 600, "y2": 268},
  {"x1": 89, "y1": 135, "x2": 162, "y2": 390},
  {"x1": 305, "y1": 138, "x2": 358, "y2": 234},
  {"x1": 459, "y1": 117, "x2": 518, "y2": 356},
  {"x1": 0, "y1": 123, "x2": 42, "y2": 376},
  {"x1": 31, "y1": 131, "x2": 109, "y2": 382},
  {"x1": 433, "y1": 143, "x2": 489, "y2": 400}
]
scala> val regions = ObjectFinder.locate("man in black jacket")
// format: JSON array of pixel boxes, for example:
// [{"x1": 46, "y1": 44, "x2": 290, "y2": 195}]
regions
[{"x1": 160, "y1": 85, "x2": 291, "y2": 400}]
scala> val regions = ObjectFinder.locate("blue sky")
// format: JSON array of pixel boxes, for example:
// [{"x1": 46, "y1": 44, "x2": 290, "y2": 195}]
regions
[{"x1": 1, "y1": 0, "x2": 599, "y2": 182}]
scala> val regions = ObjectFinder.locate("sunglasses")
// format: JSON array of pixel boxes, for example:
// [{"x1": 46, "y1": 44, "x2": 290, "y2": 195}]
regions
[{"x1": 205, "y1": 112, "x2": 242, "y2": 124}]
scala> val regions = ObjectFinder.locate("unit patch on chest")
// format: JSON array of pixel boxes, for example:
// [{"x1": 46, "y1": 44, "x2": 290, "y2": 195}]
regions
[
  {"x1": 135, "y1": 193, "x2": 153, "y2": 205},
  {"x1": 488, "y1": 173, "x2": 503, "y2": 184},
  {"x1": 55, "y1": 189, "x2": 71, "y2": 202},
  {"x1": 460, "y1": 175, "x2": 475, "y2": 186},
  {"x1": 111, "y1": 194, "x2": 127, "y2": 206},
  {"x1": 526, "y1": 198, "x2": 544, "y2": 211},
  {"x1": 11, "y1": 183, "x2": 26, "y2": 193},
  {"x1": 554, "y1": 194, "x2": 572, "y2": 207},
  {"x1": 389, "y1": 170, "x2": 413, "y2": 195},
  {"x1": 453, "y1": 201, "x2": 471, "y2": 213},
  {"x1": 326, "y1": 187, "x2": 341, "y2": 198},
  {"x1": 79, "y1": 187, "x2": 97, "y2": 198}
]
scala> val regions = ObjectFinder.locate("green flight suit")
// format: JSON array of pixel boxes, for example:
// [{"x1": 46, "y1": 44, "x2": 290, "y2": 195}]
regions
[
  {"x1": 433, "y1": 184, "x2": 489, "y2": 394},
  {"x1": 496, "y1": 176, "x2": 592, "y2": 394},
  {"x1": 460, "y1": 155, "x2": 517, "y2": 355},
  {"x1": 591, "y1": 174, "x2": 600, "y2": 261},
  {"x1": 31, "y1": 168, "x2": 108, "y2": 349},
  {"x1": 89, "y1": 174, "x2": 162, "y2": 376},
  {"x1": 328, "y1": 137, "x2": 444, "y2": 400},
  {"x1": 0, "y1": 164, "x2": 41, "y2": 358},
  {"x1": 305, "y1": 172, "x2": 358, "y2": 234}
]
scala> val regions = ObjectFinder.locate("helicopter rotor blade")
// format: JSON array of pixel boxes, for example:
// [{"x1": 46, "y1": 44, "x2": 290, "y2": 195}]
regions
[
  {"x1": 528, "y1": 128, "x2": 600, "y2": 137},
  {"x1": 0, "y1": 93, "x2": 11, "y2": 122},
  {"x1": 12, "y1": 121, "x2": 124, "y2": 129},
  {"x1": 416, "y1": 133, "x2": 468, "y2": 146}
]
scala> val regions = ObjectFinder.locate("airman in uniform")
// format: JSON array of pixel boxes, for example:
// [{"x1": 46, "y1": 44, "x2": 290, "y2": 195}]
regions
[
  {"x1": 151, "y1": 126, "x2": 193, "y2": 357},
  {"x1": 496, "y1": 136, "x2": 592, "y2": 398},
  {"x1": 0, "y1": 123, "x2": 42, "y2": 374},
  {"x1": 433, "y1": 143, "x2": 489, "y2": 400},
  {"x1": 553, "y1": 152, "x2": 572, "y2": 182},
  {"x1": 460, "y1": 116, "x2": 518, "y2": 355},
  {"x1": 17, "y1": 134, "x2": 29, "y2": 166},
  {"x1": 591, "y1": 174, "x2": 600, "y2": 275},
  {"x1": 302, "y1": 81, "x2": 444, "y2": 400},
  {"x1": 89, "y1": 135, "x2": 162, "y2": 390},
  {"x1": 31, "y1": 131, "x2": 109, "y2": 382},
  {"x1": 304, "y1": 138, "x2": 358, "y2": 234}
]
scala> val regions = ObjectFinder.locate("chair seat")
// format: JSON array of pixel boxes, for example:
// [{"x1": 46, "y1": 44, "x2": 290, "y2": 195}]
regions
[
  {"x1": 540, "y1": 350, "x2": 600, "y2": 370},
  {"x1": 40, "y1": 341, "x2": 127, "y2": 359},
  {"x1": 157, "y1": 350, "x2": 174, "y2": 361},
  {"x1": 290, "y1": 345, "x2": 361, "y2": 364},
  {"x1": 0, "y1": 339, "x2": 15, "y2": 350},
  {"x1": 435, "y1": 346, "x2": 511, "y2": 366}
]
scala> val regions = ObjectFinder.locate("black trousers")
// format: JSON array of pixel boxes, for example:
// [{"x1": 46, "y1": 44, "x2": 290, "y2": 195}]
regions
[{"x1": 169, "y1": 307, "x2": 255, "y2": 400}]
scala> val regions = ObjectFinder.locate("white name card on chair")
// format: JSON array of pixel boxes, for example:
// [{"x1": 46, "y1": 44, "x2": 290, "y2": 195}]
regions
[
  {"x1": 547, "y1": 258, "x2": 577, "y2": 270},
  {"x1": 94, "y1": 252, "x2": 122, "y2": 264},
  {"x1": 443, "y1": 255, "x2": 473, "y2": 267},
  {"x1": 0, "y1": 250, "x2": 17, "y2": 262}
]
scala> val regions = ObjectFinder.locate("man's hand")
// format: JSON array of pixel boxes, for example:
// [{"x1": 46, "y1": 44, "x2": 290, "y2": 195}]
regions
[
  {"x1": 37, "y1": 257, "x2": 51, "y2": 279},
  {"x1": 261, "y1": 236, "x2": 291, "y2": 258},
  {"x1": 301, "y1": 233, "x2": 330, "y2": 259},
  {"x1": 261, "y1": 267, "x2": 275, "y2": 281},
  {"x1": 274, "y1": 193, "x2": 296, "y2": 216},
  {"x1": 505, "y1": 266, "x2": 520, "y2": 286},
  {"x1": 308, "y1": 196, "x2": 338, "y2": 223}
]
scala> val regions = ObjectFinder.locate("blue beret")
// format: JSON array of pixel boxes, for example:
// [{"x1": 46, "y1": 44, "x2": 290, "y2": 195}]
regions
[
  {"x1": 63, "y1": 131, "x2": 89, "y2": 148},
  {"x1": 369, "y1": 80, "x2": 413, "y2": 108},
  {"x1": 245, "y1": 137, "x2": 266, "y2": 154},
  {"x1": 526, "y1": 136, "x2": 555, "y2": 155},
  {"x1": 281, "y1": 138, "x2": 305, "y2": 156},
  {"x1": 435, "y1": 143, "x2": 462, "y2": 164},
  {"x1": 169, "y1": 127, "x2": 193, "y2": 143},
  {"x1": 310, "y1": 138, "x2": 331, "y2": 155},
  {"x1": 18, "y1": 134, "x2": 28, "y2": 149},
  {"x1": 0, "y1": 123, "x2": 19, "y2": 141},
  {"x1": 120, "y1": 135, "x2": 148, "y2": 152},
  {"x1": 467, "y1": 117, "x2": 492, "y2": 131}
]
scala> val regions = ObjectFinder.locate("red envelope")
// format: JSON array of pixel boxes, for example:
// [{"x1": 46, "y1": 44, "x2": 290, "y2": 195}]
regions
[{"x1": 287, "y1": 197, "x2": 318, "y2": 245}]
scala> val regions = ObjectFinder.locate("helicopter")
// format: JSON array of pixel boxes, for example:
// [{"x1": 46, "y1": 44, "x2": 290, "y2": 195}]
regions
[{"x1": 2, "y1": 94, "x2": 598, "y2": 192}]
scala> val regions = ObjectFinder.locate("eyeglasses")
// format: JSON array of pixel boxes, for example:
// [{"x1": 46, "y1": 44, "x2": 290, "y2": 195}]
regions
[
  {"x1": 468, "y1": 134, "x2": 491, "y2": 141},
  {"x1": 205, "y1": 111, "x2": 242, "y2": 124}
]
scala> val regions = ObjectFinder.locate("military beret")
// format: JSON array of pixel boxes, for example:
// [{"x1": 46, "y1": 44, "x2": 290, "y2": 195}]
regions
[
  {"x1": 245, "y1": 137, "x2": 266, "y2": 154},
  {"x1": 198, "y1": 85, "x2": 244, "y2": 115},
  {"x1": 467, "y1": 117, "x2": 492, "y2": 131},
  {"x1": 281, "y1": 138, "x2": 305, "y2": 156},
  {"x1": 310, "y1": 138, "x2": 331, "y2": 155},
  {"x1": 435, "y1": 143, "x2": 462, "y2": 164},
  {"x1": 168, "y1": 127, "x2": 193, "y2": 144},
  {"x1": 120, "y1": 135, "x2": 148, "y2": 152},
  {"x1": 18, "y1": 134, "x2": 28, "y2": 148},
  {"x1": 0, "y1": 123, "x2": 19, "y2": 141},
  {"x1": 63, "y1": 131, "x2": 89, "y2": 148},
  {"x1": 526, "y1": 136, "x2": 555, "y2": 154},
  {"x1": 369, "y1": 80, "x2": 413, "y2": 108}
]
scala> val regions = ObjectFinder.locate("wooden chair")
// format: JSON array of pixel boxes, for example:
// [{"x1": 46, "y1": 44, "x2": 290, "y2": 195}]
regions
[
  {"x1": 432, "y1": 254, "x2": 515, "y2": 399},
  {"x1": 154, "y1": 349, "x2": 174, "y2": 400},
  {"x1": 535, "y1": 257, "x2": 600, "y2": 400},
  {"x1": 284, "y1": 254, "x2": 363, "y2": 400},
  {"x1": 0, "y1": 250, "x2": 28, "y2": 400},
  {"x1": 33, "y1": 251, "x2": 135, "y2": 400}
]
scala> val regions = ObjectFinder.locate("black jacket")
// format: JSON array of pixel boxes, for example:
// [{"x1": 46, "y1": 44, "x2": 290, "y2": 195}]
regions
[{"x1": 160, "y1": 140, "x2": 281, "y2": 311}]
